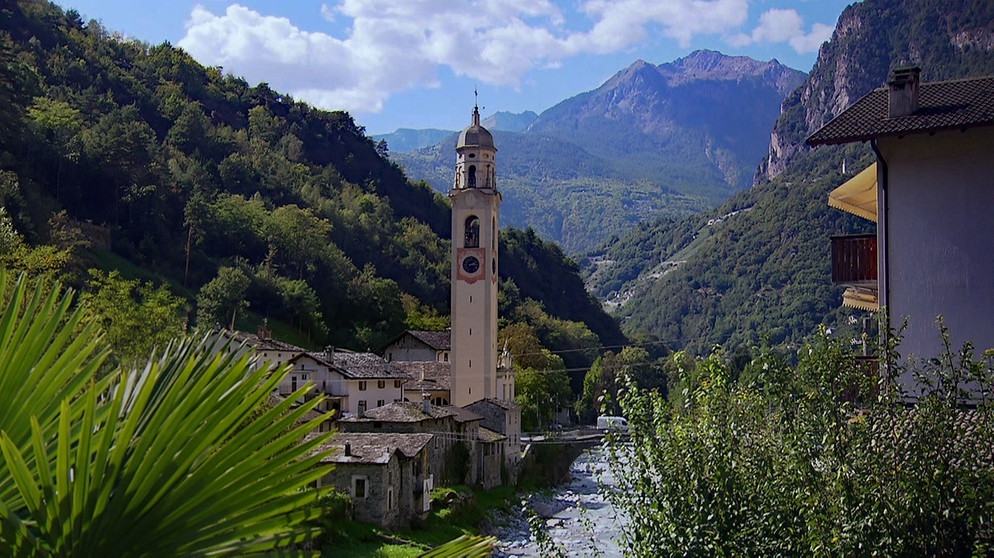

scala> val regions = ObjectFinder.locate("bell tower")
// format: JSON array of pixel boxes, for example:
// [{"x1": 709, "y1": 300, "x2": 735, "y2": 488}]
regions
[{"x1": 450, "y1": 104, "x2": 501, "y2": 407}]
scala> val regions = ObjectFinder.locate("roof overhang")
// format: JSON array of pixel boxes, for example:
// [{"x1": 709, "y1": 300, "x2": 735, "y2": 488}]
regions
[{"x1": 829, "y1": 163, "x2": 878, "y2": 222}]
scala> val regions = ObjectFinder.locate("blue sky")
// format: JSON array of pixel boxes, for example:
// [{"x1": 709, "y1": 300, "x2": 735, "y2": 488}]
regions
[{"x1": 59, "y1": 0, "x2": 850, "y2": 135}]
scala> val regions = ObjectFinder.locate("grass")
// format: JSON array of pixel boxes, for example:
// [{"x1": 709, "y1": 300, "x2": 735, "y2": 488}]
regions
[{"x1": 321, "y1": 485, "x2": 520, "y2": 557}]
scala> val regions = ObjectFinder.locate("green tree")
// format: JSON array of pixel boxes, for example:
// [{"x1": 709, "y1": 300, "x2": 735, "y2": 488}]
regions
[
  {"x1": 80, "y1": 269, "x2": 186, "y2": 370},
  {"x1": 197, "y1": 266, "x2": 250, "y2": 329},
  {"x1": 0, "y1": 270, "x2": 333, "y2": 556},
  {"x1": 501, "y1": 323, "x2": 571, "y2": 430}
]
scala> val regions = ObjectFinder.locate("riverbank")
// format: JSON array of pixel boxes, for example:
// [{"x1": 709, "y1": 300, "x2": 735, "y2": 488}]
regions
[{"x1": 485, "y1": 448, "x2": 624, "y2": 557}]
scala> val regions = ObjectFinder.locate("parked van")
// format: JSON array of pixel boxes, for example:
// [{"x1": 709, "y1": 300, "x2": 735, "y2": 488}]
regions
[{"x1": 596, "y1": 416, "x2": 628, "y2": 431}]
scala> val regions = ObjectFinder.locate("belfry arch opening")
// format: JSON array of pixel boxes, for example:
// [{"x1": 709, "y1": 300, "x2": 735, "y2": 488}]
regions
[
  {"x1": 468, "y1": 165, "x2": 477, "y2": 188},
  {"x1": 464, "y1": 215, "x2": 480, "y2": 248}
]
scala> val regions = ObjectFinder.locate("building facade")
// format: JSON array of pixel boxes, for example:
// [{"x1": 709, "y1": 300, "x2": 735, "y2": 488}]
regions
[
  {"x1": 809, "y1": 68, "x2": 994, "y2": 394},
  {"x1": 449, "y1": 105, "x2": 502, "y2": 408}
]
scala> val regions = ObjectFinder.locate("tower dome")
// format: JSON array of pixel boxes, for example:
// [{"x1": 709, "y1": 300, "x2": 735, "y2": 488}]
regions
[{"x1": 457, "y1": 106, "x2": 495, "y2": 150}]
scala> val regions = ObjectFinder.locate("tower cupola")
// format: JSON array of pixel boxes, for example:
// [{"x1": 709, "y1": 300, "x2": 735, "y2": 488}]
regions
[{"x1": 453, "y1": 105, "x2": 497, "y2": 190}]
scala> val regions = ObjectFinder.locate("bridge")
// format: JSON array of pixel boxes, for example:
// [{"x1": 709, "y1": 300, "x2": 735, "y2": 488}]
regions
[{"x1": 518, "y1": 427, "x2": 621, "y2": 485}]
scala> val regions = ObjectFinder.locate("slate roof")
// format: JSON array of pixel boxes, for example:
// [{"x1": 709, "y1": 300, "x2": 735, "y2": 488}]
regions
[
  {"x1": 392, "y1": 361, "x2": 451, "y2": 391},
  {"x1": 478, "y1": 426, "x2": 506, "y2": 443},
  {"x1": 339, "y1": 401, "x2": 457, "y2": 424},
  {"x1": 467, "y1": 397, "x2": 519, "y2": 411},
  {"x1": 295, "y1": 350, "x2": 411, "y2": 380},
  {"x1": 229, "y1": 330, "x2": 306, "y2": 353},
  {"x1": 315, "y1": 433, "x2": 434, "y2": 465},
  {"x1": 807, "y1": 75, "x2": 994, "y2": 146},
  {"x1": 442, "y1": 405, "x2": 483, "y2": 424},
  {"x1": 382, "y1": 329, "x2": 451, "y2": 353}
]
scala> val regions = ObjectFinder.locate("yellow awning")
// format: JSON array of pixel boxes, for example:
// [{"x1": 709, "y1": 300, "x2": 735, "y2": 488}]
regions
[
  {"x1": 829, "y1": 163, "x2": 877, "y2": 222},
  {"x1": 841, "y1": 286, "x2": 878, "y2": 312}
]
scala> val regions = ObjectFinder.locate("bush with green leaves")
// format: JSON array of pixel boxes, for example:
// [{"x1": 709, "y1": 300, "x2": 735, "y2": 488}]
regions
[
  {"x1": 606, "y1": 324, "x2": 994, "y2": 556},
  {"x1": 0, "y1": 270, "x2": 334, "y2": 556}
]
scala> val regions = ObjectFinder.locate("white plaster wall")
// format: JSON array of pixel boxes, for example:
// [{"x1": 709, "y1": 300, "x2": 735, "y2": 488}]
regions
[{"x1": 879, "y1": 127, "x2": 994, "y2": 391}]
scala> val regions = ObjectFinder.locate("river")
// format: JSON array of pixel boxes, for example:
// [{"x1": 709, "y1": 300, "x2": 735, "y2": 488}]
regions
[{"x1": 488, "y1": 447, "x2": 626, "y2": 557}]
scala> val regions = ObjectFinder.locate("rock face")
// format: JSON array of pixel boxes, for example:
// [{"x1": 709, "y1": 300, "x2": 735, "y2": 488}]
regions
[{"x1": 757, "y1": 0, "x2": 994, "y2": 184}]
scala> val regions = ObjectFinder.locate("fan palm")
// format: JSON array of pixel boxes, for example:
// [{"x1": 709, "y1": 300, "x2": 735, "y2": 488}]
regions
[{"x1": 0, "y1": 270, "x2": 335, "y2": 556}]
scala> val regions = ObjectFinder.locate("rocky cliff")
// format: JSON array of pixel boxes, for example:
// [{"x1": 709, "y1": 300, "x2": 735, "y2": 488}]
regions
[{"x1": 758, "y1": 0, "x2": 994, "y2": 184}]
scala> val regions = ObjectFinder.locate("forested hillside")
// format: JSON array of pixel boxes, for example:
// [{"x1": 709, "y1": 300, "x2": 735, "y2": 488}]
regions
[
  {"x1": 393, "y1": 51, "x2": 804, "y2": 254},
  {"x1": 587, "y1": 0, "x2": 994, "y2": 355},
  {"x1": 0, "y1": 0, "x2": 623, "y2": 359}
]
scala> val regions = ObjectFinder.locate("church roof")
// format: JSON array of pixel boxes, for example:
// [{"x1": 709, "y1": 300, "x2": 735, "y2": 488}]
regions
[{"x1": 457, "y1": 106, "x2": 495, "y2": 150}]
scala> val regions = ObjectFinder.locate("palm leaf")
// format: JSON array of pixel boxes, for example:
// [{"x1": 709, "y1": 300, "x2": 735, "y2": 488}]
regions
[
  {"x1": 419, "y1": 534, "x2": 497, "y2": 557},
  {"x1": 0, "y1": 272, "x2": 336, "y2": 556},
  {"x1": 0, "y1": 271, "x2": 109, "y2": 510}
]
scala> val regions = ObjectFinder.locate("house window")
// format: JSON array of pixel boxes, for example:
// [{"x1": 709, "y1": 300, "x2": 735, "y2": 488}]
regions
[
  {"x1": 291, "y1": 376, "x2": 297, "y2": 391},
  {"x1": 377, "y1": 380, "x2": 385, "y2": 389},
  {"x1": 358, "y1": 381, "x2": 367, "y2": 391},
  {"x1": 394, "y1": 380, "x2": 402, "y2": 388},
  {"x1": 388, "y1": 486, "x2": 394, "y2": 510},
  {"x1": 443, "y1": 352, "x2": 449, "y2": 362},
  {"x1": 358, "y1": 401, "x2": 367, "y2": 415},
  {"x1": 464, "y1": 216, "x2": 480, "y2": 247},
  {"x1": 377, "y1": 399, "x2": 385, "y2": 408},
  {"x1": 353, "y1": 477, "x2": 367, "y2": 499},
  {"x1": 386, "y1": 352, "x2": 392, "y2": 362}
]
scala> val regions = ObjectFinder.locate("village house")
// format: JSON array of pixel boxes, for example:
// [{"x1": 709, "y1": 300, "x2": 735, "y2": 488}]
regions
[
  {"x1": 465, "y1": 398, "x2": 521, "y2": 485},
  {"x1": 391, "y1": 360, "x2": 452, "y2": 406},
  {"x1": 283, "y1": 349, "x2": 410, "y2": 417},
  {"x1": 315, "y1": 433, "x2": 434, "y2": 529},
  {"x1": 808, "y1": 67, "x2": 994, "y2": 393},
  {"x1": 382, "y1": 329, "x2": 451, "y2": 363}
]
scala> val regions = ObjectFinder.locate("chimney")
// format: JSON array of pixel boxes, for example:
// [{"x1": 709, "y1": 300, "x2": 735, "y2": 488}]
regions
[
  {"x1": 422, "y1": 393, "x2": 431, "y2": 414},
  {"x1": 887, "y1": 66, "x2": 920, "y2": 117},
  {"x1": 344, "y1": 442, "x2": 351, "y2": 456}
]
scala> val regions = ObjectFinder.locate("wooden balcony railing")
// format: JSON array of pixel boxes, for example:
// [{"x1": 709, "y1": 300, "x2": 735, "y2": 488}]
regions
[{"x1": 831, "y1": 233, "x2": 877, "y2": 285}]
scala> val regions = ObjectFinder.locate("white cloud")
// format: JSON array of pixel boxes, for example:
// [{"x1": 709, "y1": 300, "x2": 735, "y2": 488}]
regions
[
  {"x1": 730, "y1": 8, "x2": 834, "y2": 54},
  {"x1": 177, "y1": 1, "x2": 785, "y2": 116}
]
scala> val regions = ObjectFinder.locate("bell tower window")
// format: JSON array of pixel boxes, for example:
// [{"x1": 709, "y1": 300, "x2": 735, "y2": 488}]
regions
[
  {"x1": 464, "y1": 216, "x2": 480, "y2": 248},
  {"x1": 468, "y1": 165, "x2": 477, "y2": 188}
]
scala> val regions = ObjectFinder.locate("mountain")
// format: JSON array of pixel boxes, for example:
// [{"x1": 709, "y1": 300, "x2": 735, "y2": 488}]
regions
[
  {"x1": 758, "y1": 0, "x2": 994, "y2": 183},
  {"x1": 371, "y1": 128, "x2": 453, "y2": 153},
  {"x1": 530, "y1": 51, "x2": 804, "y2": 195},
  {"x1": 0, "y1": 0, "x2": 623, "y2": 358},
  {"x1": 370, "y1": 112, "x2": 537, "y2": 154},
  {"x1": 588, "y1": 0, "x2": 994, "y2": 355},
  {"x1": 393, "y1": 51, "x2": 805, "y2": 253},
  {"x1": 481, "y1": 110, "x2": 537, "y2": 131}
]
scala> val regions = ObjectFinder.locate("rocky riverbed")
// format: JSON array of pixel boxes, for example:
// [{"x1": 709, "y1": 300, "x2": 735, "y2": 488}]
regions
[{"x1": 484, "y1": 448, "x2": 626, "y2": 557}]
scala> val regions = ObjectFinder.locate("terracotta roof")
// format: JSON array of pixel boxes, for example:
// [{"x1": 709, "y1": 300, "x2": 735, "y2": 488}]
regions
[
  {"x1": 807, "y1": 75, "x2": 994, "y2": 146},
  {"x1": 294, "y1": 350, "x2": 411, "y2": 380},
  {"x1": 339, "y1": 401, "x2": 457, "y2": 424},
  {"x1": 478, "y1": 426, "x2": 506, "y2": 443},
  {"x1": 316, "y1": 433, "x2": 434, "y2": 465},
  {"x1": 392, "y1": 361, "x2": 451, "y2": 391}
]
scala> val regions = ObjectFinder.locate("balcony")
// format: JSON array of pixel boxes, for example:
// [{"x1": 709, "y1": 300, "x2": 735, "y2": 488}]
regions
[{"x1": 831, "y1": 233, "x2": 877, "y2": 286}]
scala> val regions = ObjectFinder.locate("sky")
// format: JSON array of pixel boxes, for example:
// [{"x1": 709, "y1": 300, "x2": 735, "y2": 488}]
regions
[{"x1": 59, "y1": 0, "x2": 851, "y2": 135}]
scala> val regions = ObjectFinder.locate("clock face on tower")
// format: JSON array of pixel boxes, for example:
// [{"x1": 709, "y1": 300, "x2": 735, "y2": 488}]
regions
[
  {"x1": 456, "y1": 248, "x2": 486, "y2": 283},
  {"x1": 462, "y1": 256, "x2": 480, "y2": 274}
]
